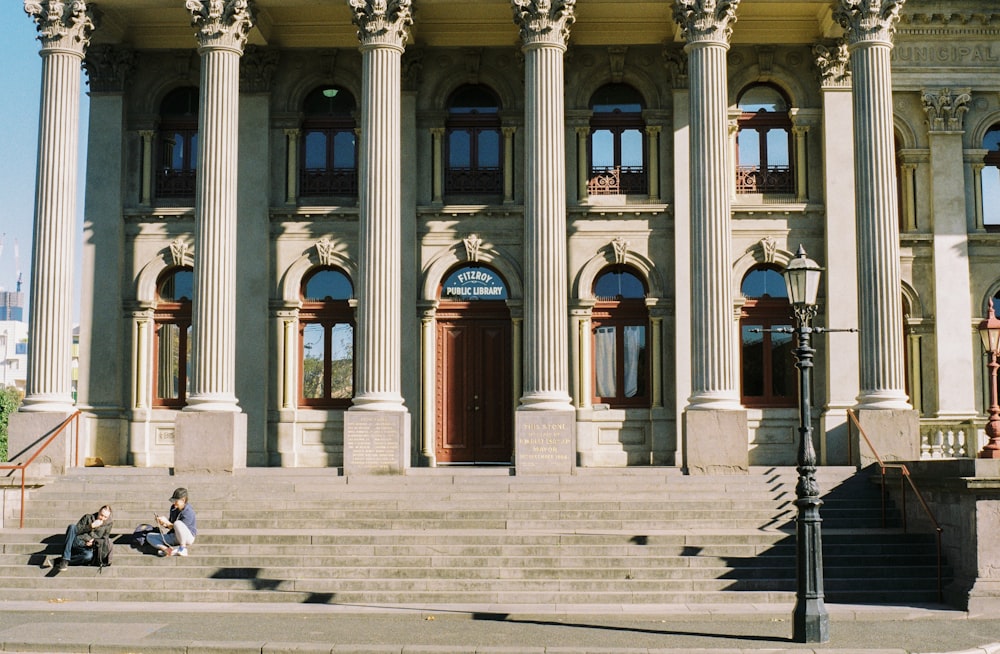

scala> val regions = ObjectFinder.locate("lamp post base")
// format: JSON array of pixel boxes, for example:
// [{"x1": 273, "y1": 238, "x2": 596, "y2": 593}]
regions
[{"x1": 793, "y1": 599, "x2": 830, "y2": 643}]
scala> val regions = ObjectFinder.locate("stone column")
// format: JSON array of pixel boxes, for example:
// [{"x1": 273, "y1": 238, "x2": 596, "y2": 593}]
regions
[
  {"x1": 430, "y1": 127, "x2": 444, "y2": 203},
  {"x1": 576, "y1": 126, "x2": 589, "y2": 201},
  {"x1": 284, "y1": 128, "x2": 299, "y2": 204},
  {"x1": 672, "y1": 0, "x2": 748, "y2": 473},
  {"x1": 343, "y1": 0, "x2": 412, "y2": 474},
  {"x1": 502, "y1": 126, "x2": 516, "y2": 204},
  {"x1": 834, "y1": 0, "x2": 918, "y2": 460},
  {"x1": 815, "y1": 41, "x2": 861, "y2": 465},
  {"x1": 923, "y1": 88, "x2": 976, "y2": 421},
  {"x1": 173, "y1": 0, "x2": 255, "y2": 472},
  {"x1": 139, "y1": 130, "x2": 154, "y2": 206},
  {"x1": 510, "y1": 0, "x2": 576, "y2": 473}
]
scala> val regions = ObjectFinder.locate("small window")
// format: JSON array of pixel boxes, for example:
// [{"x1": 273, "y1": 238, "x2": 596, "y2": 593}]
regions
[
  {"x1": 591, "y1": 267, "x2": 649, "y2": 407},
  {"x1": 300, "y1": 87, "x2": 358, "y2": 198},
  {"x1": 445, "y1": 85, "x2": 503, "y2": 196},
  {"x1": 153, "y1": 268, "x2": 193, "y2": 407},
  {"x1": 983, "y1": 126, "x2": 1000, "y2": 230},
  {"x1": 739, "y1": 266, "x2": 795, "y2": 407},
  {"x1": 156, "y1": 88, "x2": 199, "y2": 199},
  {"x1": 736, "y1": 84, "x2": 794, "y2": 195},
  {"x1": 299, "y1": 268, "x2": 355, "y2": 408},
  {"x1": 588, "y1": 84, "x2": 646, "y2": 196}
]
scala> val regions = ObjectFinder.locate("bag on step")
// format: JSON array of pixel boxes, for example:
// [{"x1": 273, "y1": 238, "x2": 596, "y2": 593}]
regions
[
  {"x1": 91, "y1": 535, "x2": 113, "y2": 568},
  {"x1": 131, "y1": 523, "x2": 157, "y2": 549}
]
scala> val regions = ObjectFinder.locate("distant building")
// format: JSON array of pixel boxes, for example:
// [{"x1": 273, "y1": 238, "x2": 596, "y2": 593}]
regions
[
  {"x1": 0, "y1": 292, "x2": 24, "y2": 322},
  {"x1": 0, "y1": 320, "x2": 28, "y2": 393}
]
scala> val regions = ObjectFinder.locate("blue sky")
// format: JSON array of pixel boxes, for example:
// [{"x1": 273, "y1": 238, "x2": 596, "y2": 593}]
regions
[{"x1": 1, "y1": 3, "x2": 89, "y2": 317}]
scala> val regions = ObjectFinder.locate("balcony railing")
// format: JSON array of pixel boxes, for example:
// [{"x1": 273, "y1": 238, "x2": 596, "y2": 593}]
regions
[
  {"x1": 444, "y1": 167, "x2": 502, "y2": 195},
  {"x1": 588, "y1": 166, "x2": 647, "y2": 195},
  {"x1": 155, "y1": 169, "x2": 196, "y2": 199},
  {"x1": 300, "y1": 168, "x2": 359, "y2": 197},
  {"x1": 736, "y1": 165, "x2": 794, "y2": 194}
]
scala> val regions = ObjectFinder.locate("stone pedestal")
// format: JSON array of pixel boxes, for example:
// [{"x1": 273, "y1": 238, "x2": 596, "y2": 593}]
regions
[
  {"x1": 515, "y1": 411, "x2": 576, "y2": 474},
  {"x1": 173, "y1": 411, "x2": 247, "y2": 473},
  {"x1": 852, "y1": 408, "x2": 919, "y2": 466},
  {"x1": 682, "y1": 408, "x2": 749, "y2": 475},
  {"x1": 6, "y1": 411, "x2": 77, "y2": 477},
  {"x1": 344, "y1": 411, "x2": 410, "y2": 475}
]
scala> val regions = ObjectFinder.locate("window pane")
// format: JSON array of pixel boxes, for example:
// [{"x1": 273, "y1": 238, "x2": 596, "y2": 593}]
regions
[
  {"x1": 333, "y1": 131, "x2": 356, "y2": 168},
  {"x1": 739, "y1": 85, "x2": 787, "y2": 112},
  {"x1": 590, "y1": 83, "x2": 643, "y2": 112},
  {"x1": 595, "y1": 326, "x2": 617, "y2": 398},
  {"x1": 330, "y1": 323, "x2": 353, "y2": 399},
  {"x1": 766, "y1": 129, "x2": 790, "y2": 167},
  {"x1": 169, "y1": 133, "x2": 186, "y2": 169},
  {"x1": 304, "y1": 269, "x2": 353, "y2": 301},
  {"x1": 189, "y1": 133, "x2": 198, "y2": 170},
  {"x1": 741, "y1": 324, "x2": 764, "y2": 397},
  {"x1": 623, "y1": 325, "x2": 646, "y2": 398},
  {"x1": 770, "y1": 328, "x2": 794, "y2": 397},
  {"x1": 738, "y1": 130, "x2": 761, "y2": 167},
  {"x1": 449, "y1": 130, "x2": 471, "y2": 167},
  {"x1": 984, "y1": 167, "x2": 1000, "y2": 226},
  {"x1": 591, "y1": 130, "x2": 614, "y2": 168},
  {"x1": 156, "y1": 323, "x2": 181, "y2": 400},
  {"x1": 594, "y1": 270, "x2": 645, "y2": 299},
  {"x1": 621, "y1": 130, "x2": 643, "y2": 167},
  {"x1": 477, "y1": 130, "x2": 500, "y2": 167},
  {"x1": 304, "y1": 132, "x2": 327, "y2": 169},
  {"x1": 984, "y1": 128, "x2": 1000, "y2": 151},
  {"x1": 302, "y1": 323, "x2": 325, "y2": 399},
  {"x1": 449, "y1": 85, "x2": 500, "y2": 113},
  {"x1": 741, "y1": 269, "x2": 787, "y2": 299},
  {"x1": 159, "y1": 269, "x2": 193, "y2": 301}
]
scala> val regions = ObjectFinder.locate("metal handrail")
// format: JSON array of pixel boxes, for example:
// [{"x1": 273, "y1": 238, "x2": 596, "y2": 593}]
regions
[
  {"x1": 846, "y1": 408, "x2": 944, "y2": 602},
  {"x1": 0, "y1": 410, "x2": 81, "y2": 528}
]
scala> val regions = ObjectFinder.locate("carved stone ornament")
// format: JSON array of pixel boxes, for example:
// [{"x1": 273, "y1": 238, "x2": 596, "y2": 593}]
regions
[
  {"x1": 463, "y1": 234, "x2": 483, "y2": 263},
  {"x1": 922, "y1": 88, "x2": 971, "y2": 133},
  {"x1": 315, "y1": 238, "x2": 336, "y2": 267},
  {"x1": 402, "y1": 48, "x2": 424, "y2": 90},
  {"x1": 833, "y1": 0, "x2": 907, "y2": 45},
  {"x1": 611, "y1": 237, "x2": 629, "y2": 265},
  {"x1": 24, "y1": 0, "x2": 96, "y2": 54},
  {"x1": 349, "y1": 0, "x2": 413, "y2": 50},
  {"x1": 185, "y1": 0, "x2": 256, "y2": 52},
  {"x1": 672, "y1": 0, "x2": 741, "y2": 45},
  {"x1": 84, "y1": 44, "x2": 136, "y2": 93},
  {"x1": 240, "y1": 45, "x2": 279, "y2": 93},
  {"x1": 813, "y1": 40, "x2": 851, "y2": 87},
  {"x1": 662, "y1": 46, "x2": 688, "y2": 89},
  {"x1": 608, "y1": 46, "x2": 627, "y2": 83},
  {"x1": 169, "y1": 238, "x2": 193, "y2": 267},
  {"x1": 512, "y1": 0, "x2": 576, "y2": 48},
  {"x1": 759, "y1": 236, "x2": 777, "y2": 264}
]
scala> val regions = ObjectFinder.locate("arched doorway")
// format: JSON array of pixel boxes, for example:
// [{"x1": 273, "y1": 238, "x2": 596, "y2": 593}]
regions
[{"x1": 435, "y1": 265, "x2": 513, "y2": 464}]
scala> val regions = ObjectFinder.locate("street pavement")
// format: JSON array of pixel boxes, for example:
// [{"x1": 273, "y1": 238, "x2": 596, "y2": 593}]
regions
[{"x1": 0, "y1": 601, "x2": 998, "y2": 654}]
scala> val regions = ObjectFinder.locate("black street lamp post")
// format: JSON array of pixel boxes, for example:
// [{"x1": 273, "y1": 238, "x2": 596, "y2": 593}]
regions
[{"x1": 782, "y1": 245, "x2": 830, "y2": 644}]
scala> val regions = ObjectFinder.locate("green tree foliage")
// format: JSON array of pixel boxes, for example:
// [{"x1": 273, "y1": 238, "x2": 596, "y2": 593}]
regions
[{"x1": 0, "y1": 386, "x2": 22, "y2": 462}]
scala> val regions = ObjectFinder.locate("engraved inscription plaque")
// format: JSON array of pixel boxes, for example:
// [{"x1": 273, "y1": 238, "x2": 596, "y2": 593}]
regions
[
  {"x1": 515, "y1": 412, "x2": 576, "y2": 474},
  {"x1": 344, "y1": 411, "x2": 409, "y2": 475}
]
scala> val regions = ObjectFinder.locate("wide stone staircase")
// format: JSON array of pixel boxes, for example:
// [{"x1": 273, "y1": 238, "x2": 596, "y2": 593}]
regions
[{"x1": 0, "y1": 466, "x2": 949, "y2": 608}]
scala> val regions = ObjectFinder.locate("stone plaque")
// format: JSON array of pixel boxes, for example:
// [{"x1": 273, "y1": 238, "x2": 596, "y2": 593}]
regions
[
  {"x1": 515, "y1": 411, "x2": 576, "y2": 474},
  {"x1": 344, "y1": 411, "x2": 410, "y2": 475}
]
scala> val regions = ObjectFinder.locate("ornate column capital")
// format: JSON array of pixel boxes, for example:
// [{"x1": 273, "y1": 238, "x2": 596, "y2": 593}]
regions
[
  {"x1": 349, "y1": 0, "x2": 413, "y2": 50},
  {"x1": 25, "y1": 0, "x2": 96, "y2": 55},
  {"x1": 922, "y1": 88, "x2": 971, "y2": 133},
  {"x1": 84, "y1": 44, "x2": 136, "y2": 93},
  {"x1": 813, "y1": 40, "x2": 851, "y2": 88},
  {"x1": 511, "y1": 0, "x2": 576, "y2": 48},
  {"x1": 185, "y1": 0, "x2": 256, "y2": 53},
  {"x1": 833, "y1": 0, "x2": 907, "y2": 46},
  {"x1": 240, "y1": 45, "x2": 279, "y2": 93},
  {"x1": 671, "y1": 0, "x2": 740, "y2": 46},
  {"x1": 662, "y1": 46, "x2": 688, "y2": 89}
]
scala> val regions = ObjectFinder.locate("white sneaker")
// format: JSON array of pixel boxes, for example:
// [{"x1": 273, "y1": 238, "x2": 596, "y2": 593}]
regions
[{"x1": 172, "y1": 546, "x2": 188, "y2": 557}]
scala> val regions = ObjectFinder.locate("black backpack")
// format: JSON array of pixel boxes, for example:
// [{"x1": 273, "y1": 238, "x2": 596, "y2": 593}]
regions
[{"x1": 91, "y1": 536, "x2": 113, "y2": 568}]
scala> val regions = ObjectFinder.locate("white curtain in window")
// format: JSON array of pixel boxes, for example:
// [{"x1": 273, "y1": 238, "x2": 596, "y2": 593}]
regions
[
  {"x1": 624, "y1": 325, "x2": 643, "y2": 398},
  {"x1": 595, "y1": 326, "x2": 616, "y2": 397}
]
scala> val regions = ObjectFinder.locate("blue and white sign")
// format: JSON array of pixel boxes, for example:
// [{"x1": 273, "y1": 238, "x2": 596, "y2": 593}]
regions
[{"x1": 441, "y1": 266, "x2": 508, "y2": 300}]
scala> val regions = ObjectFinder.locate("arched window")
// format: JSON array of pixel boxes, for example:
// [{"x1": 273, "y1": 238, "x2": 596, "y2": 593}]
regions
[
  {"x1": 982, "y1": 125, "x2": 1000, "y2": 230},
  {"x1": 156, "y1": 88, "x2": 199, "y2": 199},
  {"x1": 736, "y1": 84, "x2": 794, "y2": 195},
  {"x1": 592, "y1": 267, "x2": 649, "y2": 407},
  {"x1": 740, "y1": 266, "x2": 795, "y2": 407},
  {"x1": 300, "y1": 268, "x2": 355, "y2": 408},
  {"x1": 153, "y1": 268, "x2": 193, "y2": 407},
  {"x1": 300, "y1": 86, "x2": 358, "y2": 197},
  {"x1": 445, "y1": 85, "x2": 502, "y2": 196},
  {"x1": 589, "y1": 84, "x2": 646, "y2": 195}
]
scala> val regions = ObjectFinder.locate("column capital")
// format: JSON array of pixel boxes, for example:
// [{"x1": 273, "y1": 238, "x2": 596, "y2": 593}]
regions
[
  {"x1": 833, "y1": 0, "x2": 907, "y2": 46},
  {"x1": 84, "y1": 45, "x2": 136, "y2": 93},
  {"x1": 813, "y1": 40, "x2": 851, "y2": 88},
  {"x1": 25, "y1": 0, "x2": 96, "y2": 55},
  {"x1": 512, "y1": 0, "x2": 576, "y2": 48},
  {"x1": 671, "y1": 0, "x2": 740, "y2": 46},
  {"x1": 349, "y1": 0, "x2": 412, "y2": 50},
  {"x1": 922, "y1": 88, "x2": 971, "y2": 133},
  {"x1": 662, "y1": 46, "x2": 689, "y2": 89},
  {"x1": 186, "y1": 0, "x2": 256, "y2": 54}
]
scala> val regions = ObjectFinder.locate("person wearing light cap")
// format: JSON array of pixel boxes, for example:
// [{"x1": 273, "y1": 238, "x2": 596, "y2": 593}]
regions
[{"x1": 147, "y1": 487, "x2": 197, "y2": 557}]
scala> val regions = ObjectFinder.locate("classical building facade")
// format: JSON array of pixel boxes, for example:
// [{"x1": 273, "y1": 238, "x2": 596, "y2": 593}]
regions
[{"x1": 16, "y1": 0, "x2": 1000, "y2": 471}]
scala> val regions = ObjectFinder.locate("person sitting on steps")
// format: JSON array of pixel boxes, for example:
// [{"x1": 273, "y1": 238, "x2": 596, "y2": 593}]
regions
[
  {"x1": 42, "y1": 505, "x2": 113, "y2": 571},
  {"x1": 147, "y1": 487, "x2": 197, "y2": 557}
]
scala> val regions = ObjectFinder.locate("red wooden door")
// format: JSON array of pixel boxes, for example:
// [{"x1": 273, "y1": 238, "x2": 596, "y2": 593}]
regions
[{"x1": 435, "y1": 309, "x2": 512, "y2": 464}]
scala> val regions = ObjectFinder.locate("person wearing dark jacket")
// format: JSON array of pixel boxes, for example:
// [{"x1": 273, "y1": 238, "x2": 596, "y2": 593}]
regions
[{"x1": 42, "y1": 505, "x2": 113, "y2": 571}]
